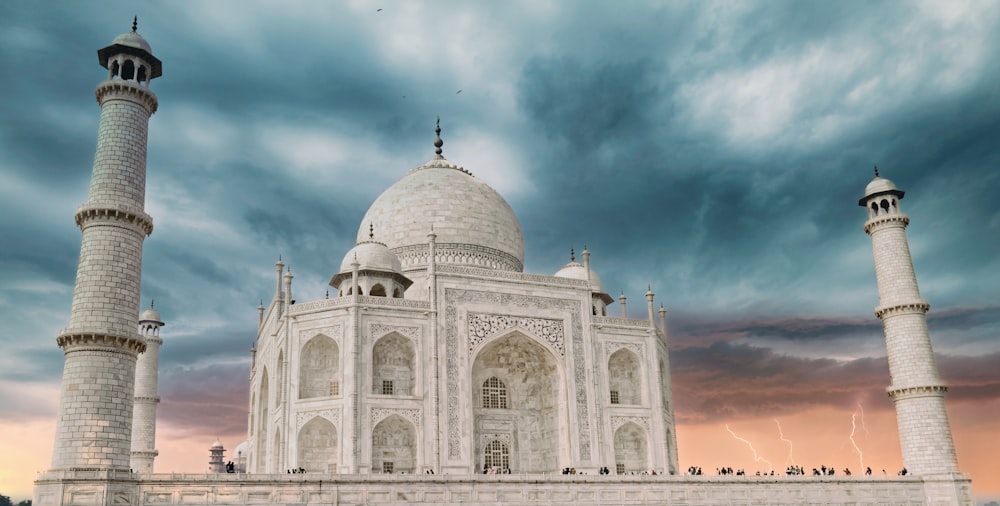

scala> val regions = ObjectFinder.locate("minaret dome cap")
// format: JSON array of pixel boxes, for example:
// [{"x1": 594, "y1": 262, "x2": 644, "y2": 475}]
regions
[
  {"x1": 112, "y1": 30, "x2": 153, "y2": 53},
  {"x1": 97, "y1": 23, "x2": 163, "y2": 78},
  {"x1": 859, "y1": 175, "x2": 905, "y2": 206}
]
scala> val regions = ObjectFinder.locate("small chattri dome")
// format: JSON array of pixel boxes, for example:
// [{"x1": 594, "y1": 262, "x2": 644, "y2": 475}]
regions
[
  {"x1": 339, "y1": 240, "x2": 403, "y2": 275},
  {"x1": 554, "y1": 260, "x2": 606, "y2": 293},
  {"x1": 864, "y1": 176, "x2": 897, "y2": 197},
  {"x1": 210, "y1": 439, "x2": 224, "y2": 449},
  {"x1": 859, "y1": 172, "x2": 905, "y2": 206},
  {"x1": 139, "y1": 304, "x2": 162, "y2": 323},
  {"x1": 112, "y1": 31, "x2": 153, "y2": 53}
]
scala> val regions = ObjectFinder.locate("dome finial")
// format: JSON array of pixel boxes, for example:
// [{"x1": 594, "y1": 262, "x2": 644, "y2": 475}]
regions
[
  {"x1": 434, "y1": 117, "x2": 444, "y2": 158},
  {"x1": 570, "y1": 247, "x2": 575, "y2": 262},
  {"x1": 150, "y1": 299, "x2": 155, "y2": 309},
  {"x1": 874, "y1": 164, "x2": 879, "y2": 178},
  {"x1": 369, "y1": 222, "x2": 374, "y2": 240},
  {"x1": 132, "y1": 16, "x2": 138, "y2": 33}
]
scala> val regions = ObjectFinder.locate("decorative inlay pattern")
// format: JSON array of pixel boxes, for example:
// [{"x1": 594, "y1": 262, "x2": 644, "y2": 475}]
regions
[
  {"x1": 393, "y1": 243, "x2": 523, "y2": 272},
  {"x1": 468, "y1": 313, "x2": 564, "y2": 356},
  {"x1": 296, "y1": 409, "x2": 340, "y2": 430},
  {"x1": 302, "y1": 325, "x2": 343, "y2": 343},
  {"x1": 481, "y1": 433, "x2": 512, "y2": 445},
  {"x1": 611, "y1": 416, "x2": 650, "y2": 432},
  {"x1": 446, "y1": 289, "x2": 590, "y2": 460},
  {"x1": 592, "y1": 316, "x2": 653, "y2": 328},
  {"x1": 438, "y1": 264, "x2": 588, "y2": 287},
  {"x1": 357, "y1": 295, "x2": 432, "y2": 309},
  {"x1": 604, "y1": 341, "x2": 644, "y2": 359},
  {"x1": 370, "y1": 407, "x2": 421, "y2": 427},
  {"x1": 370, "y1": 323, "x2": 420, "y2": 342}
]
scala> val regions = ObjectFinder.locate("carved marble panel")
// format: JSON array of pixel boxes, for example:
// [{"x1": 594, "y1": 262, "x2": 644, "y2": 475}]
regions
[
  {"x1": 468, "y1": 313, "x2": 564, "y2": 356},
  {"x1": 611, "y1": 415, "x2": 650, "y2": 432},
  {"x1": 370, "y1": 407, "x2": 421, "y2": 427},
  {"x1": 370, "y1": 323, "x2": 420, "y2": 342},
  {"x1": 604, "y1": 341, "x2": 644, "y2": 359},
  {"x1": 296, "y1": 409, "x2": 341, "y2": 430}
]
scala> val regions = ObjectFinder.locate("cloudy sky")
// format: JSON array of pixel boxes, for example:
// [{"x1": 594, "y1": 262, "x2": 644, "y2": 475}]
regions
[{"x1": 1, "y1": 0, "x2": 998, "y2": 502}]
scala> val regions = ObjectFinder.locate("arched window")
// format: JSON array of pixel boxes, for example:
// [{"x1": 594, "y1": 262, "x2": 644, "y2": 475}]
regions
[
  {"x1": 484, "y1": 440, "x2": 509, "y2": 471},
  {"x1": 482, "y1": 377, "x2": 508, "y2": 409},
  {"x1": 372, "y1": 334, "x2": 414, "y2": 396},
  {"x1": 137, "y1": 65, "x2": 148, "y2": 84},
  {"x1": 392, "y1": 288, "x2": 402, "y2": 298},
  {"x1": 122, "y1": 60, "x2": 135, "y2": 80},
  {"x1": 370, "y1": 283, "x2": 387, "y2": 297},
  {"x1": 111, "y1": 60, "x2": 120, "y2": 79},
  {"x1": 608, "y1": 348, "x2": 641, "y2": 405}
]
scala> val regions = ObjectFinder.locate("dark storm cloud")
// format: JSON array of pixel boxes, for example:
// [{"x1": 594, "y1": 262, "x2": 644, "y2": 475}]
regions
[{"x1": 0, "y1": 2, "x2": 998, "y2": 485}]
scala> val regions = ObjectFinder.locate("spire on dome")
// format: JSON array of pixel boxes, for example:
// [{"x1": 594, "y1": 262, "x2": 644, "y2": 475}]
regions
[
  {"x1": 150, "y1": 300, "x2": 154, "y2": 309},
  {"x1": 434, "y1": 117, "x2": 444, "y2": 158},
  {"x1": 570, "y1": 248, "x2": 575, "y2": 262},
  {"x1": 369, "y1": 223, "x2": 374, "y2": 240},
  {"x1": 874, "y1": 164, "x2": 879, "y2": 177},
  {"x1": 132, "y1": 16, "x2": 138, "y2": 33}
]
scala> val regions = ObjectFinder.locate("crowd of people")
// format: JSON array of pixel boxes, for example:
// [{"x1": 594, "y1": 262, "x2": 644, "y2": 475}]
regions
[{"x1": 681, "y1": 465, "x2": 908, "y2": 478}]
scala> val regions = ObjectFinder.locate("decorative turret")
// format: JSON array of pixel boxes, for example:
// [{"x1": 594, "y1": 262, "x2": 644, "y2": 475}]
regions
[
  {"x1": 554, "y1": 247, "x2": 613, "y2": 316},
  {"x1": 860, "y1": 167, "x2": 959, "y2": 477},
  {"x1": 331, "y1": 225, "x2": 412, "y2": 298},
  {"x1": 49, "y1": 19, "x2": 162, "y2": 472},
  {"x1": 208, "y1": 439, "x2": 226, "y2": 474},
  {"x1": 131, "y1": 301, "x2": 165, "y2": 473}
]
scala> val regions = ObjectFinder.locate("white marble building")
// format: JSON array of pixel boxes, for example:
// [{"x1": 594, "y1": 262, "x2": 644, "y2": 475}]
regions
[
  {"x1": 246, "y1": 123, "x2": 679, "y2": 476},
  {"x1": 34, "y1": 21, "x2": 976, "y2": 506}
]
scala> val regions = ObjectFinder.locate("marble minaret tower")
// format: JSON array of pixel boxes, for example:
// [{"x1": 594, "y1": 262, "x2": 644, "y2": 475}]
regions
[
  {"x1": 861, "y1": 168, "x2": 972, "y2": 504},
  {"x1": 49, "y1": 19, "x2": 162, "y2": 472},
  {"x1": 131, "y1": 302, "x2": 165, "y2": 473}
]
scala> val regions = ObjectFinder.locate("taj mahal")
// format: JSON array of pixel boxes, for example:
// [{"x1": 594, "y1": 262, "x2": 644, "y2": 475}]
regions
[{"x1": 33, "y1": 22, "x2": 975, "y2": 506}]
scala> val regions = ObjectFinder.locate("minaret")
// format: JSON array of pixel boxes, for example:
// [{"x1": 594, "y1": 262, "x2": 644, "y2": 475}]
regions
[
  {"x1": 49, "y1": 19, "x2": 162, "y2": 472},
  {"x1": 208, "y1": 439, "x2": 227, "y2": 474},
  {"x1": 860, "y1": 168, "x2": 959, "y2": 475},
  {"x1": 131, "y1": 302, "x2": 165, "y2": 473}
]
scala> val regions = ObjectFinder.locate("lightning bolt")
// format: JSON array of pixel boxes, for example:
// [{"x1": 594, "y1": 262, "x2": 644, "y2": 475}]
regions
[
  {"x1": 774, "y1": 419, "x2": 795, "y2": 466},
  {"x1": 726, "y1": 424, "x2": 773, "y2": 472},
  {"x1": 849, "y1": 407, "x2": 865, "y2": 472},
  {"x1": 857, "y1": 402, "x2": 871, "y2": 439}
]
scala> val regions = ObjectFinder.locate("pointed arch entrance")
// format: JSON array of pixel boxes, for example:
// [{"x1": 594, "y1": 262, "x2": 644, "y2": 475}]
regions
[
  {"x1": 614, "y1": 422, "x2": 648, "y2": 474},
  {"x1": 371, "y1": 415, "x2": 417, "y2": 473},
  {"x1": 298, "y1": 417, "x2": 338, "y2": 473},
  {"x1": 472, "y1": 331, "x2": 564, "y2": 473}
]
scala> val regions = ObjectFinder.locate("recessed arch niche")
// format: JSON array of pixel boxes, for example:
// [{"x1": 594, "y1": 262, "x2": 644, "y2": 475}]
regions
[
  {"x1": 297, "y1": 417, "x2": 338, "y2": 473},
  {"x1": 471, "y1": 331, "x2": 564, "y2": 473},
  {"x1": 299, "y1": 334, "x2": 339, "y2": 399}
]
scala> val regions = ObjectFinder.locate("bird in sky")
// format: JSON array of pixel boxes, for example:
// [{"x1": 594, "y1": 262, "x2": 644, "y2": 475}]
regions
[
  {"x1": 456, "y1": 90, "x2": 463, "y2": 94},
  {"x1": 377, "y1": 8, "x2": 383, "y2": 12}
]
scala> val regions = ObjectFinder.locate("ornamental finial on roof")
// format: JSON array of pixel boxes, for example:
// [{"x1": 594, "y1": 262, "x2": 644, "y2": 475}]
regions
[
  {"x1": 132, "y1": 16, "x2": 138, "y2": 32},
  {"x1": 874, "y1": 164, "x2": 879, "y2": 177},
  {"x1": 369, "y1": 223, "x2": 374, "y2": 240},
  {"x1": 570, "y1": 248, "x2": 575, "y2": 262},
  {"x1": 434, "y1": 117, "x2": 444, "y2": 158},
  {"x1": 150, "y1": 300, "x2": 155, "y2": 309}
]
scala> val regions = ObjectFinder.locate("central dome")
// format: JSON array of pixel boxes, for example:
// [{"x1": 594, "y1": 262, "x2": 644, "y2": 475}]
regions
[{"x1": 357, "y1": 157, "x2": 525, "y2": 272}]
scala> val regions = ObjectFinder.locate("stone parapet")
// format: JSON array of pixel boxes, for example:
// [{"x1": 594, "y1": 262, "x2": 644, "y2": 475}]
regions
[
  {"x1": 74, "y1": 204, "x2": 154, "y2": 236},
  {"x1": 864, "y1": 213, "x2": 910, "y2": 234},
  {"x1": 95, "y1": 80, "x2": 158, "y2": 113},
  {"x1": 34, "y1": 473, "x2": 973, "y2": 506}
]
